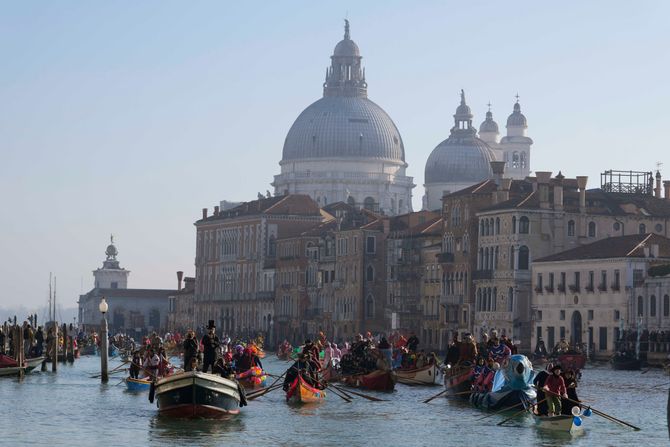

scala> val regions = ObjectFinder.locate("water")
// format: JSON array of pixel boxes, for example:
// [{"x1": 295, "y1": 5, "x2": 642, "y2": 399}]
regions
[{"x1": 0, "y1": 356, "x2": 667, "y2": 446}]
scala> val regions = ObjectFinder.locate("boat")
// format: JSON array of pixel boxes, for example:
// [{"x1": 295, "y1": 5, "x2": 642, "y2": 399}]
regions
[
  {"x1": 556, "y1": 353, "x2": 586, "y2": 370},
  {"x1": 235, "y1": 366, "x2": 267, "y2": 390},
  {"x1": 611, "y1": 353, "x2": 642, "y2": 370},
  {"x1": 0, "y1": 366, "x2": 25, "y2": 377},
  {"x1": 25, "y1": 356, "x2": 45, "y2": 372},
  {"x1": 151, "y1": 371, "x2": 241, "y2": 417},
  {"x1": 321, "y1": 359, "x2": 341, "y2": 383},
  {"x1": 443, "y1": 365, "x2": 473, "y2": 399},
  {"x1": 286, "y1": 374, "x2": 326, "y2": 404},
  {"x1": 341, "y1": 369, "x2": 396, "y2": 391},
  {"x1": 470, "y1": 355, "x2": 536, "y2": 411},
  {"x1": 79, "y1": 345, "x2": 97, "y2": 356},
  {"x1": 395, "y1": 363, "x2": 443, "y2": 386},
  {"x1": 126, "y1": 377, "x2": 152, "y2": 392},
  {"x1": 533, "y1": 413, "x2": 578, "y2": 432}
]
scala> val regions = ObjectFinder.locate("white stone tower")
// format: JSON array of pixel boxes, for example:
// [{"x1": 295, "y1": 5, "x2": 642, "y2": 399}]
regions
[
  {"x1": 93, "y1": 235, "x2": 130, "y2": 289},
  {"x1": 499, "y1": 96, "x2": 533, "y2": 179}
]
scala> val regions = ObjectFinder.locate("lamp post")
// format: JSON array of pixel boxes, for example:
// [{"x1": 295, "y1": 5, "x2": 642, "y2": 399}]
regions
[{"x1": 99, "y1": 297, "x2": 109, "y2": 383}]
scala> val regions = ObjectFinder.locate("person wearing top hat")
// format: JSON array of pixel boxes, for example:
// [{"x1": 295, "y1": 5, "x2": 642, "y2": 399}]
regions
[{"x1": 200, "y1": 320, "x2": 220, "y2": 373}]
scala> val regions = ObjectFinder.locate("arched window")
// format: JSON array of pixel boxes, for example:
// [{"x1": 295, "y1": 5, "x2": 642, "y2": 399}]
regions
[
  {"x1": 520, "y1": 152, "x2": 527, "y2": 169},
  {"x1": 480, "y1": 220, "x2": 485, "y2": 236},
  {"x1": 493, "y1": 287, "x2": 497, "y2": 311},
  {"x1": 495, "y1": 218, "x2": 501, "y2": 234},
  {"x1": 512, "y1": 151, "x2": 520, "y2": 168},
  {"x1": 363, "y1": 197, "x2": 376, "y2": 211},
  {"x1": 512, "y1": 216, "x2": 517, "y2": 234},
  {"x1": 651, "y1": 295, "x2": 657, "y2": 317},
  {"x1": 637, "y1": 296, "x2": 644, "y2": 316},
  {"x1": 476, "y1": 289, "x2": 482, "y2": 311},
  {"x1": 639, "y1": 223, "x2": 646, "y2": 234},
  {"x1": 365, "y1": 295, "x2": 374, "y2": 318},
  {"x1": 508, "y1": 287, "x2": 514, "y2": 312},
  {"x1": 568, "y1": 220, "x2": 576, "y2": 237},
  {"x1": 519, "y1": 216, "x2": 530, "y2": 234},
  {"x1": 268, "y1": 235, "x2": 276, "y2": 257},
  {"x1": 485, "y1": 219, "x2": 490, "y2": 236},
  {"x1": 366, "y1": 265, "x2": 375, "y2": 282},
  {"x1": 664, "y1": 295, "x2": 670, "y2": 317},
  {"x1": 518, "y1": 246, "x2": 530, "y2": 270},
  {"x1": 588, "y1": 222, "x2": 596, "y2": 237}
]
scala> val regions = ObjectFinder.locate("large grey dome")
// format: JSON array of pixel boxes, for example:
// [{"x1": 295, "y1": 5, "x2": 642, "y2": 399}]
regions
[
  {"x1": 425, "y1": 136, "x2": 495, "y2": 183},
  {"x1": 281, "y1": 96, "x2": 405, "y2": 162}
]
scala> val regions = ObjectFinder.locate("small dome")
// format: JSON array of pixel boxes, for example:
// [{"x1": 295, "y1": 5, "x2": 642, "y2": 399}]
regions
[
  {"x1": 334, "y1": 39, "x2": 360, "y2": 57},
  {"x1": 424, "y1": 136, "x2": 496, "y2": 184},
  {"x1": 479, "y1": 111, "x2": 499, "y2": 133},
  {"x1": 105, "y1": 244, "x2": 118, "y2": 258},
  {"x1": 507, "y1": 102, "x2": 527, "y2": 127}
]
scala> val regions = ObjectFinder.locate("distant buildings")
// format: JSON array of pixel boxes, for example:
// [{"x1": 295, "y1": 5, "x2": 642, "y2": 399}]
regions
[{"x1": 78, "y1": 237, "x2": 175, "y2": 335}]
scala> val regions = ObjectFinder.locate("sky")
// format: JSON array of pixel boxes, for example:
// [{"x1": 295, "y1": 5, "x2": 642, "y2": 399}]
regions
[{"x1": 1, "y1": 1, "x2": 669, "y2": 311}]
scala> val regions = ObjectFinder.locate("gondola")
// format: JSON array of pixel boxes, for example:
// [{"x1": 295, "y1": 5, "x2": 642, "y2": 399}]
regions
[
  {"x1": 395, "y1": 363, "x2": 443, "y2": 386},
  {"x1": 126, "y1": 377, "x2": 152, "y2": 392},
  {"x1": 443, "y1": 365, "x2": 473, "y2": 399},
  {"x1": 470, "y1": 355, "x2": 536, "y2": 411},
  {"x1": 151, "y1": 371, "x2": 241, "y2": 418},
  {"x1": 611, "y1": 354, "x2": 642, "y2": 370},
  {"x1": 341, "y1": 369, "x2": 396, "y2": 391},
  {"x1": 286, "y1": 374, "x2": 326, "y2": 404},
  {"x1": 555, "y1": 353, "x2": 586, "y2": 370}
]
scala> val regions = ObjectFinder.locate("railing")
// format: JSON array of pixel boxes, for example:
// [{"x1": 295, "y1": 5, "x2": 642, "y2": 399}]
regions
[
  {"x1": 598, "y1": 284, "x2": 607, "y2": 292},
  {"x1": 275, "y1": 171, "x2": 414, "y2": 186},
  {"x1": 557, "y1": 284, "x2": 566, "y2": 293},
  {"x1": 569, "y1": 285, "x2": 580, "y2": 293},
  {"x1": 472, "y1": 270, "x2": 493, "y2": 280},
  {"x1": 611, "y1": 283, "x2": 621, "y2": 291},
  {"x1": 441, "y1": 294, "x2": 464, "y2": 305},
  {"x1": 544, "y1": 285, "x2": 554, "y2": 293},
  {"x1": 475, "y1": 311, "x2": 513, "y2": 322}
]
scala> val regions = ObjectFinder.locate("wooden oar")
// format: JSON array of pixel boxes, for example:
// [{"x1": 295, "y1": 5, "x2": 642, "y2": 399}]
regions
[
  {"x1": 423, "y1": 388, "x2": 448, "y2": 403},
  {"x1": 545, "y1": 388, "x2": 641, "y2": 431},
  {"x1": 326, "y1": 385, "x2": 352, "y2": 403},
  {"x1": 247, "y1": 384, "x2": 282, "y2": 401},
  {"x1": 497, "y1": 398, "x2": 547, "y2": 426},
  {"x1": 333, "y1": 385, "x2": 385, "y2": 402}
]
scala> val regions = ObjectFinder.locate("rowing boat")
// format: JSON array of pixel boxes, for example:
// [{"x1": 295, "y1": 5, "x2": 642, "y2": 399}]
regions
[
  {"x1": 395, "y1": 363, "x2": 443, "y2": 386},
  {"x1": 286, "y1": 374, "x2": 326, "y2": 404},
  {"x1": 341, "y1": 369, "x2": 396, "y2": 391},
  {"x1": 152, "y1": 371, "x2": 241, "y2": 417},
  {"x1": 443, "y1": 365, "x2": 473, "y2": 399},
  {"x1": 126, "y1": 377, "x2": 152, "y2": 392},
  {"x1": 533, "y1": 414, "x2": 578, "y2": 432}
]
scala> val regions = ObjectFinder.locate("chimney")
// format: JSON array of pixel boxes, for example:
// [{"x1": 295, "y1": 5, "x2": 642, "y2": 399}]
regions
[
  {"x1": 490, "y1": 161, "x2": 506, "y2": 186},
  {"x1": 177, "y1": 271, "x2": 184, "y2": 290},
  {"x1": 202, "y1": 208, "x2": 208, "y2": 220},
  {"x1": 500, "y1": 178, "x2": 512, "y2": 201},
  {"x1": 664, "y1": 181, "x2": 670, "y2": 201},
  {"x1": 536, "y1": 171, "x2": 552, "y2": 209},
  {"x1": 576, "y1": 176, "x2": 588, "y2": 211},
  {"x1": 553, "y1": 171, "x2": 565, "y2": 210},
  {"x1": 655, "y1": 171, "x2": 662, "y2": 198},
  {"x1": 214, "y1": 205, "x2": 220, "y2": 216}
]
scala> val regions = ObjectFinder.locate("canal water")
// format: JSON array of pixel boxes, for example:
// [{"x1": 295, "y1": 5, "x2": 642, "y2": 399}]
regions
[{"x1": 0, "y1": 356, "x2": 667, "y2": 446}]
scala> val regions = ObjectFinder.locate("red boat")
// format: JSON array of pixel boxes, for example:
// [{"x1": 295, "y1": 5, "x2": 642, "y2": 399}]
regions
[
  {"x1": 556, "y1": 353, "x2": 586, "y2": 370},
  {"x1": 341, "y1": 369, "x2": 396, "y2": 391},
  {"x1": 443, "y1": 365, "x2": 473, "y2": 400}
]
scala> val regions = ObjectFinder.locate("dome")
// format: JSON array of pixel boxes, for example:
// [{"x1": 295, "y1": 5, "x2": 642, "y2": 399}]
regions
[
  {"x1": 507, "y1": 102, "x2": 527, "y2": 127},
  {"x1": 479, "y1": 111, "x2": 499, "y2": 133},
  {"x1": 281, "y1": 96, "x2": 405, "y2": 162},
  {"x1": 106, "y1": 244, "x2": 117, "y2": 257},
  {"x1": 424, "y1": 136, "x2": 495, "y2": 184},
  {"x1": 334, "y1": 39, "x2": 360, "y2": 57}
]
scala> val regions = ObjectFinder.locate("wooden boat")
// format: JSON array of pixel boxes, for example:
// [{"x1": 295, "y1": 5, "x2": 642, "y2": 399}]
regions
[
  {"x1": 0, "y1": 366, "x2": 25, "y2": 377},
  {"x1": 396, "y1": 363, "x2": 443, "y2": 386},
  {"x1": 286, "y1": 374, "x2": 326, "y2": 404},
  {"x1": 152, "y1": 371, "x2": 241, "y2": 417},
  {"x1": 611, "y1": 355, "x2": 642, "y2": 370},
  {"x1": 126, "y1": 377, "x2": 152, "y2": 392},
  {"x1": 341, "y1": 369, "x2": 396, "y2": 391},
  {"x1": 443, "y1": 365, "x2": 473, "y2": 399},
  {"x1": 25, "y1": 356, "x2": 45, "y2": 372},
  {"x1": 533, "y1": 413, "x2": 577, "y2": 432},
  {"x1": 556, "y1": 353, "x2": 586, "y2": 370}
]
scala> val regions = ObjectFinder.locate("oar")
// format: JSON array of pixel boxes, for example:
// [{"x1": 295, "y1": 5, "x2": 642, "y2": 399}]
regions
[
  {"x1": 423, "y1": 388, "x2": 448, "y2": 403},
  {"x1": 497, "y1": 398, "x2": 547, "y2": 426},
  {"x1": 247, "y1": 384, "x2": 282, "y2": 401},
  {"x1": 333, "y1": 385, "x2": 385, "y2": 402},
  {"x1": 477, "y1": 401, "x2": 525, "y2": 421},
  {"x1": 544, "y1": 388, "x2": 641, "y2": 431},
  {"x1": 326, "y1": 385, "x2": 352, "y2": 403}
]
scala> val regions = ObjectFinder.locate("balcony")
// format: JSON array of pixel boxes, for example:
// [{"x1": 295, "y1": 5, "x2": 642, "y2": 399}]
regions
[
  {"x1": 475, "y1": 311, "x2": 513, "y2": 323},
  {"x1": 441, "y1": 294, "x2": 464, "y2": 305},
  {"x1": 569, "y1": 285, "x2": 580, "y2": 293},
  {"x1": 611, "y1": 283, "x2": 621, "y2": 292},
  {"x1": 544, "y1": 285, "x2": 554, "y2": 293},
  {"x1": 585, "y1": 285, "x2": 594, "y2": 293},
  {"x1": 473, "y1": 270, "x2": 493, "y2": 280},
  {"x1": 557, "y1": 284, "x2": 566, "y2": 293},
  {"x1": 598, "y1": 284, "x2": 607, "y2": 292},
  {"x1": 534, "y1": 286, "x2": 543, "y2": 294}
]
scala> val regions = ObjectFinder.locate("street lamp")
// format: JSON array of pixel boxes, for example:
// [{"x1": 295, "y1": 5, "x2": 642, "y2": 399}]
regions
[{"x1": 99, "y1": 297, "x2": 109, "y2": 383}]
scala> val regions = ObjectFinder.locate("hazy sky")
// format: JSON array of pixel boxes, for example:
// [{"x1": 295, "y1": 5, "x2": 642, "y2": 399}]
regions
[{"x1": 1, "y1": 1, "x2": 669, "y2": 310}]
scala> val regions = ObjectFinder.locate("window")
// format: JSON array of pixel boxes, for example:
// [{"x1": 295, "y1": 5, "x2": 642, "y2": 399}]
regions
[
  {"x1": 111, "y1": 282, "x2": 118, "y2": 289},
  {"x1": 536, "y1": 326, "x2": 542, "y2": 346},
  {"x1": 366, "y1": 265, "x2": 375, "y2": 282},
  {"x1": 508, "y1": 287, "x2": 514, "y2": 312},
  {"x1": 512, "y1": 216, "x2": 517, "y2": 234},
  {"x1": 366, "y1": 236, "x2": 376, "y2": 254},
  {"x1": 656, "y1": 224, "x2": 663, "y2": 233},
  {"x1": 560, "y1": 326, "x2": 566, "y2": 340},
  {"x1": 651, "y1": 295, "x2": 657, "y2": 317},
  {"x1": 599, "y1": 327, "x2": 608, "y2": 351},
  {"x1": 268, "y1": 235, "x2": 276, "y2": 257},
  {"x1": 353, "y1": 236, "x2": 358, "y2": 253},
  {"x1": 495, "y1": 218, "x2": 501, "y2": 234},
  {"x1": 599, "y1": 271, "x2": 607, "y2": 291},
  {"x1": 547, "y1": 326, "x2": 555, "y2": 349},
  {"x1": 573, "y1": 272, "x2": 580, "y2": 292},
  {"x1": 518, "y1": 246, "x2": 529, "y2": 270},
  {"x1": 665, "y1": 295, "x2": 670, "y2": 317},
  {"x1": 536, "y1": 273, "x2": 543, "y2": 291},
  {"x1": 613, "y1": 222, "x2": 621, "y2": 231},
  {"x1": 639, "y1": 223, "x2": 646, "y2": 234},
  {"x1": 637, "y1": 296, "x2": 644, "y2": 316},
  {"x1": 588, "y1": 222, "x2": 596, "y2": 237},
  {"x1": 588, "y1": 309, "x2": 594, "y2": 320},
  {"x1": 614, "y1": 310, "x2": 620, "y2": 321},
  {"x1": 363, "y1": 197, "x2": 375, "y2": 211},
  {"x1": 559, "y1": 272, "x2": 566, "y2": 292},
  {"x1": 549, "y1": 273, "x2": 555, "y2": 290},
  {"x1": 537, "y1": 310, "x2": 543, "y2": 321},
  {"x1": 613, "y1": 270, "x2": 621, "y2": 290},
  {"x1": 588, "y1": 271, "x2": 594, "y2": 291},
  {"x1": 365, "y1": 295, "x2": 374, "y2": 318},
  {"x1": 568, "y1": 220, "x2": 576, "y2": 237},
  {"x1": 560, "y1": 310, "x2": 566, "y2": 320},
  {"x1": 519, "y1": 216, "x2": 530, "y2": 234}
]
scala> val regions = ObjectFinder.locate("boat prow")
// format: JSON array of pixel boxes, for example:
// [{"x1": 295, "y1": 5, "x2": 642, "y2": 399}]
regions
[
  {"x1": 396, "y1": 364, "x2": 443, "y2": 386},
  {"x1": 286, "y1": 375, "x2": 326, "y2": 404},
  {"x1": 153, "y1": 371, "x2": 241, "y2": 418}
]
